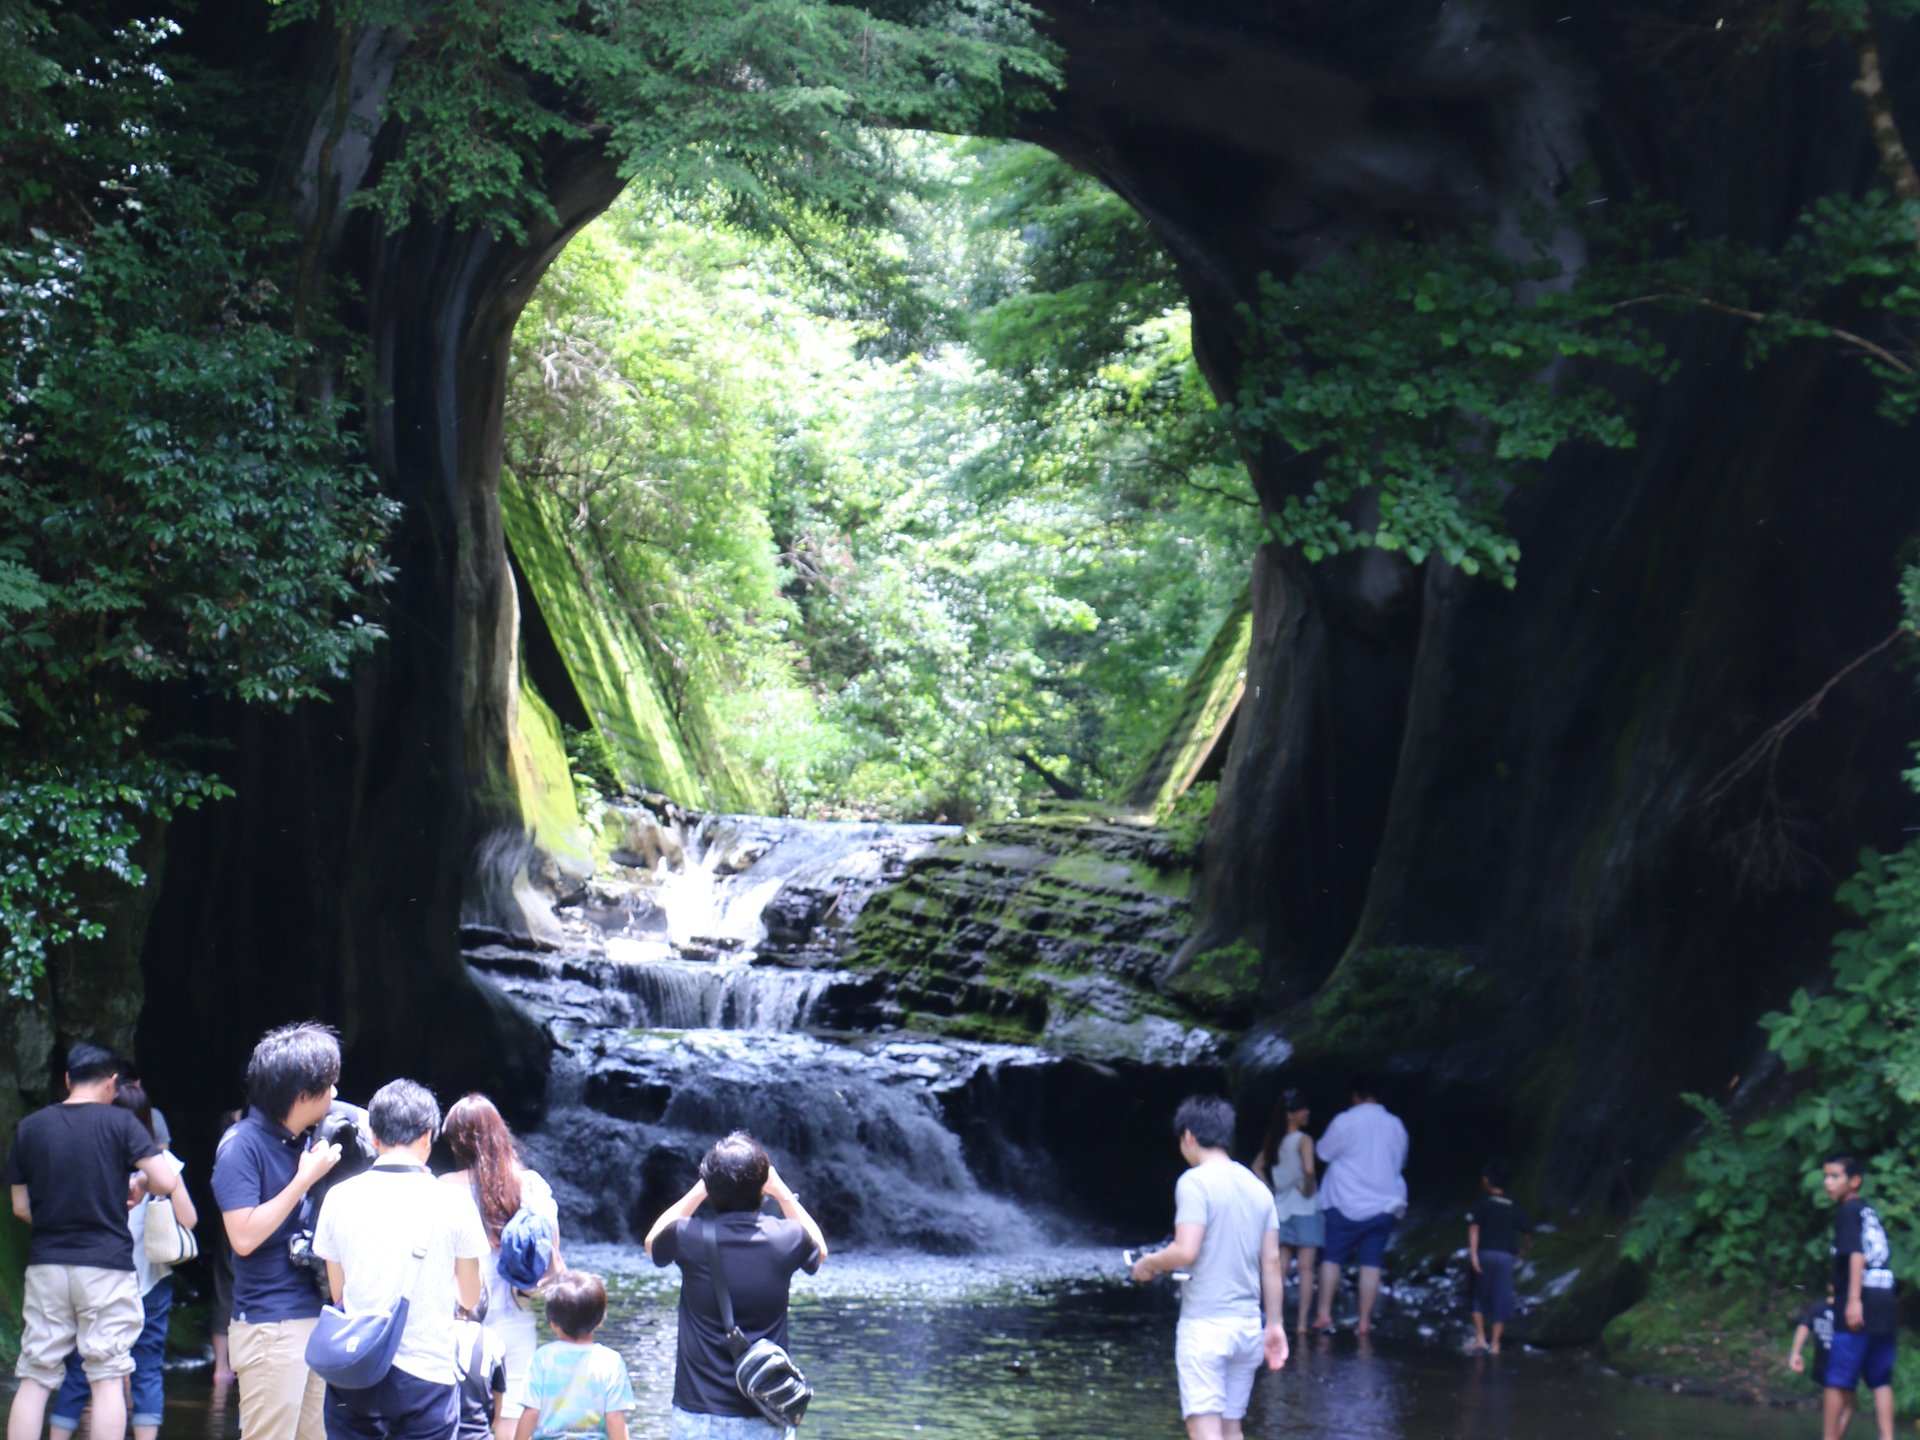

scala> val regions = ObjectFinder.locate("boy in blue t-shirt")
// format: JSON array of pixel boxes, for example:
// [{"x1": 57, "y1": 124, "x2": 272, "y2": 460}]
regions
[{"x1": 513, "y1": 1270, "x2": 634, "y2": 1440}]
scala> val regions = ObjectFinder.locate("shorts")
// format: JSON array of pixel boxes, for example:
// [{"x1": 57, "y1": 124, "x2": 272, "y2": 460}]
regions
[
  {"x1": 1276, "y1": 1211, "x2": 1325, "y2": 1248},
  {"x1": 1322, "y1": 1208, "x2": 1396, "y2": 1269},
  {"x1": 1472, "y1": 1251, "x2": 1517, "y2": 1324},
  {"x1": 668, "y1": 1407, "x2": 793, "y2": 1440},
  {"x1": 1827, "y1": 1331, "x2": 1897, "y2": 1391},
  {"x1": 16, "y1": 1264, "x2": 142, "y2": 1389},
  {"x1": 1174, "y1": 1314, "x2": 1265, "y2": 1420}
]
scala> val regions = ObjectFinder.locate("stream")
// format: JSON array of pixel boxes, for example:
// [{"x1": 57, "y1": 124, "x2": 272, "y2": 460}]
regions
[
  {"x1": 86, "y1": 807, "x2": 1826, "y2": 1436},
  {"x1": 149, "y1": 1247, "x2": 1809, "y2": 1438}
]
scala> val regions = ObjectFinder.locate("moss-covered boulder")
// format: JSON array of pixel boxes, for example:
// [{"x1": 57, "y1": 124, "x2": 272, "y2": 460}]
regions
[{"x1": 848, "y1": 814, "x2": 1221, "y2": 1064}]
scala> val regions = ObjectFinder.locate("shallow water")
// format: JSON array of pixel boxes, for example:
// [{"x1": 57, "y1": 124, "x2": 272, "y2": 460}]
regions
[{"x1": 144, "y1": 1247, "x2": 1810, "y2": 1439}]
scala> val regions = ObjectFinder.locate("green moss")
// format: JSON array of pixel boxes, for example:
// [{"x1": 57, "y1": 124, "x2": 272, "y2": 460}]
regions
[
  {"x1": 1600, "y1": 1275, "x2": 1839, "y2": 1407},
  {"x1": 0, "y1": 1210, "x2": 27, "y2": 1367},
  {"x1": 1122, "y1": 592, "x2": 1251, "y2": 814},
  {"x1": 1308, "y1": 945, "x2": 1493, "y2": 1056},
  {"x1": 511, "y1": 674, "x2": 588, "y2": 858},
  {"x1": 1164, "y1": 938, "x2": 1261, "y2": 1019},
  {"x1": 499, "y1": 469, "x2": 768, "y2": 810}
]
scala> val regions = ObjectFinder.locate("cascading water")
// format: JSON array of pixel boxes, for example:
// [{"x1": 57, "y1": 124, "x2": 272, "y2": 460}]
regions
[{"x1": 467, "y1": 804, "x2": 1092, "y2": 1252}]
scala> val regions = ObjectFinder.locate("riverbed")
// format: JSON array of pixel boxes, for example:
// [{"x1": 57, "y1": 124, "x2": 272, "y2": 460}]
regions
[{"x1": 150, "y1": 1247, "x2": 1808, "y2": 1439}]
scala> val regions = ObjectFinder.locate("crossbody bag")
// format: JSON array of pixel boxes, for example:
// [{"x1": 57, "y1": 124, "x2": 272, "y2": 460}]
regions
[{"x1": 702, "y1": 1220, "x2": 814, "y2": 1428}]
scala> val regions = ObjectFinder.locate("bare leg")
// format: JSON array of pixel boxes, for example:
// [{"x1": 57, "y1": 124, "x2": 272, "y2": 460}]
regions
[
  {"x1": 1470, "y1": 1311, "x2": 1487, "y2": 1351},
  {"x1": 211, "y1": 1333, "x2": 234, "y2": 1386},
  {"x1": 495, "y1": 1416, "x2": 519, "y2": 1440},
  {"x1": 1490, "y1": 1321, "x2": 1504, "y2": 1354},
  {"x1": 1295, "y1": 1247, "x2": 1318, "y2": 1332},
  {"x1": 1315, "y1": 1262, "x2": 1341, "y2": 1327},
  {"x1": 133, "y1": 1427, "x2": 158, "y2": 1440},
  {"x1": 1222, "y1": 1420, "x2": 1244, "y2": 1440},
  {"x1": 7, "y1": 1378, "x2": 52, "y2": 1440},
  {"x1": 1186, "y1": 1413, "x2": 1226, "y2": 1440},
  {"x1": 1356, "y1": 1265, "x2": 1382, "y2": 1335},
  {"x1": 86, "y1": 1378, "x2": 126, "y2": 1440},
  {"x1": 1825, "y1": 1386, "x2": 1853, "y2": 1440},
  {"x1": 1872, "y1": 1385, "x2": 1894, "y2": 1440}
]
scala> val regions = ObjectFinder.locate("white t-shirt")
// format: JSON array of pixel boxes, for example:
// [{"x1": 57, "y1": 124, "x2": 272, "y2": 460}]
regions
[
  {"x1": 313, "y1": 1161, "x2": 488, "y2": 1384},
  {"x1": 1173, "y1": 1159, "x2": 1278, "y2": 1322},
  {"x1": 1316, "y1": 1103, "x2": 1409, "y2": 1221},
  {"x1": 131, "y1": 1149, "x2": 188, "y2": 1294}
]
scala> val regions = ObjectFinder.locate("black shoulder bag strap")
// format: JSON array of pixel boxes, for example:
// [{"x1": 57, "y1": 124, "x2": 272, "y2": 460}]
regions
[{"x1": 702, "y1": 1219, "x2": 750, "y2": 1360}]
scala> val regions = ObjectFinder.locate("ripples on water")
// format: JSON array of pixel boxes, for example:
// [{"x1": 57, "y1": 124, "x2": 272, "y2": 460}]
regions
[{"x1": 147, "y1": 1247, "x2": 1811, "y2": 1439}]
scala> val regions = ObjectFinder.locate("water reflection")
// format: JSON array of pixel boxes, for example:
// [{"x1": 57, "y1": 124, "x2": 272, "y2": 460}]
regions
[{"x1": 114, "y1": 1248, "x2": 1807, "y2": 1440}]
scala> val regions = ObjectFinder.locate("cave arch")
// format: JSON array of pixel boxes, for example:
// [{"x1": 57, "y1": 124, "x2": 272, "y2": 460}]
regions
[{"x1": 112, "y1": 2, "x2": 1920, "y2": 1215}]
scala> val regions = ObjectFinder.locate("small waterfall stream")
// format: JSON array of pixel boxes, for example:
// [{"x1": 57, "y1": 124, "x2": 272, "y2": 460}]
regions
[{"x1": 468, "y1": 805, "x2": 1100, "y2": 1251}]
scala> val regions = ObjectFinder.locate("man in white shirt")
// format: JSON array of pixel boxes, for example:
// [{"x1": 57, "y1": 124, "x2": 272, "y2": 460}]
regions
[
  {"x1": 1311, "y1": 1076, "x2": 1408, "y2": 1336},
  {"x1": 1131, "y1": 1096, "x2": 1288, "y2": 1440},
  {"x1": 312, "y1": 1080, "x2": 486, "y2": 1439}
]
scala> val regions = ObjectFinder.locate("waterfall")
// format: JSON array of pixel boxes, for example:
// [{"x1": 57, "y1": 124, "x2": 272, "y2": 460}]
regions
[{"x1": 470, "y1": 806, "x2": 1065, "y2": 1251}]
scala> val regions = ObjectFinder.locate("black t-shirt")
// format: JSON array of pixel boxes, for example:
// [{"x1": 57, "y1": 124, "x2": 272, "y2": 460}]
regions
[
  {"x1": 1803, "y1": 1299, "x2": 1835, "y2": 1386},
  {"x1": 1468, "y1": 1195, "x2": 1532, "y2": 1256},
  {"x1": 3, "y1": 1101, "x2": 160, "y2": 1269},
  {"x1": 653, "y1": 1211, "x2": 821, "y2": 1418},
  {"x1": 1832, "y1": 1198, "x2": 1898, "y2": 1336}
]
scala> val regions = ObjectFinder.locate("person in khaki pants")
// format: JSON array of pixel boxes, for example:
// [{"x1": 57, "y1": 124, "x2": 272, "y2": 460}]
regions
[
  {"x1": 212, "y1": 1024, "x2": 348, "y2": 1440},
  {"x1": 5, "y1": 1042, "x2": 182, "y2": 1440}
]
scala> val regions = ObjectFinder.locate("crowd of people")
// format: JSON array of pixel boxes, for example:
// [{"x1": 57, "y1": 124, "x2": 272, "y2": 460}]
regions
[
  {"x1": 7, "y1": 1034, "x2": 1904, "y2": 1440},
  {"x1": 5, "y1": 1026, "x2": 826, "y2": 1440},
  {"x1": 1133, "y1": 1082, "x2": 1903, "y2": 1440}
]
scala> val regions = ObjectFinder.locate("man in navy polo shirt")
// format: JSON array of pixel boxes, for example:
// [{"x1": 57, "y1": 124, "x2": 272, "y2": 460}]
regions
[{"x1": 211, "y1": 1023, "x2": 347, "y2": 1440}]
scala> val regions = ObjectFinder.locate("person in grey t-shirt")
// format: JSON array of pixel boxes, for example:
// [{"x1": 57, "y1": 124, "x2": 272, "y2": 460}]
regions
[{"x1": 1131, "y1": 1096, "x2": 1288, "y2": 1440}]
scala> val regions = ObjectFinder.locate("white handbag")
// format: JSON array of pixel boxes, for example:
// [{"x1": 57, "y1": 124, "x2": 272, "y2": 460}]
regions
[{"x1": 142, "y1": 1196, "x2": 198, "y2": 1266}]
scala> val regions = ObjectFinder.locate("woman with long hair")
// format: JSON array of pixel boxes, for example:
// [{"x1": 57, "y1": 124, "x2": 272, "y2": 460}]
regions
[
  {"x1": 48, "y1": 1081, "x2": 197, "y2": 1440},
  {"x1": 1251, "y1": 1087, "x2": 1321, "y2": 1333},
  {"x1": 441, "y1": 1093, "x2": 560, "y2": 1440}
]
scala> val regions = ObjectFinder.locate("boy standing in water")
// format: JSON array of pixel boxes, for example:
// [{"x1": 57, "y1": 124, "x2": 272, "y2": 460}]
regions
[
  {"x1": 1466, "y1": 1160, "x2": 1531, "y2": 1354},
  {"x1": 1821, "y1": 1153, "x2": 1897, "y2": 1440}
]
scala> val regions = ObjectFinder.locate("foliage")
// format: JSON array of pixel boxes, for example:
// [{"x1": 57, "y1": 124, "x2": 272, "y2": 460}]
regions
[
  {"x1": 269, "y1": 0, "x2": 1057, "y2": 242},
  {"x1": 504, "y1": 144, "x2": 1258, "y2": 820},
  {"x1": 0, "y1": 8, "x2": 394, "y2": 997},
  {"x1": 1157, "y1": 782, "x2": 1218, "y2": 861},
  {"x1": 0, "y1": 765, "x2": 230, "y2": 999},
  {"x1": 1230, "y1": 224, "x2": 1672, "y2": 587}
]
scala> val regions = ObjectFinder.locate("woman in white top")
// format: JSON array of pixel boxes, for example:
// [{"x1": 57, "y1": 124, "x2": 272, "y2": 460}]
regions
[
  {"x1": 440, "y1": 1093, "x2": 560, "y2": 1440},
  {"x1": 1252, "y1": 1088, "x2": 1321, "y2": 1333}
]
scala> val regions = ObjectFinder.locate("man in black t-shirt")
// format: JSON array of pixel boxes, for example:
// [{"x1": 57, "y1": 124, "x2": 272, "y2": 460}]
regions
[
  {"x1": 1821, "y1": 1152, "x2": 1897, "y2": 1440},
  {"x1": 4, "y1": 1042, "x2": 180, "y2": 1440},
  {"x1": 643, "y1": 1132, "x2": 826, "y2": 1437}
]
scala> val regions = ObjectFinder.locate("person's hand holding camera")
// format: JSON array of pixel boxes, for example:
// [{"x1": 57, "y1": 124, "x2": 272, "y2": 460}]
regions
[{"x1": 298, "y1": 1139, "x2": 343, "y2": 1189}]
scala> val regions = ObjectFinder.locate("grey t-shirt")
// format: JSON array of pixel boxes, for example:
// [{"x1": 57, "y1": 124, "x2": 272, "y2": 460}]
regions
[{"x1": 1174, "y1": 1160, "x2": 1278, "y2": 1322}]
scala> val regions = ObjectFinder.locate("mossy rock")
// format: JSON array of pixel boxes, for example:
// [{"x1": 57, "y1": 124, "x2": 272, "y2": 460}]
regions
[
  {"x1": 1163, "y1": 938, "x2": 1261, "y2": 1021},
  {"x1": 1600, "y1": 1276, "x2": 1824, "y2": 1406}
]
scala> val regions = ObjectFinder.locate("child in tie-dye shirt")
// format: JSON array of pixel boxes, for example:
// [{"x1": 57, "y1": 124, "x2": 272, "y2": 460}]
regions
[{"x1": 513, "y1": 1271, "x2": 634, "y2": 1440}]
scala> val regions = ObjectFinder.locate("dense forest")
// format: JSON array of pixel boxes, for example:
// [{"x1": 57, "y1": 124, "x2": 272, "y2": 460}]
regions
[
  {"x1": 5, "y1": 0, "x2": 1920, "y2": 1390},
  {"x1": 499, "y1": 142, "x2": 1257, "y2": 821}
]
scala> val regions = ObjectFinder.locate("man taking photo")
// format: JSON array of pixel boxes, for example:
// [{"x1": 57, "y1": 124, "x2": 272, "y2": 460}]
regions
[{"x1": 1132, "y1": 1095, "x2": 1289, "y2": 1440}]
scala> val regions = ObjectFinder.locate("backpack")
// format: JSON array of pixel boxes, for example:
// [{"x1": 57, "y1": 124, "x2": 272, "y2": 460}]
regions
[{"x1": 496, "y1": 1205, "x2": 556, "y2": 1291}]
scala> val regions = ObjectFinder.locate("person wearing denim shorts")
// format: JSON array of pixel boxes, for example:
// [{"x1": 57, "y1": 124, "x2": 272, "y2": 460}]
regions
[
  {"x1": 1311, "y1": 1076, "x2": 1408, "y2": 1336},
  {"x1": 4, "y1": 1043, "x2": 180, "y2": 1440},
  {"x1": 1821, "y1": 1153, "x2": 1897, "y2": 1440}
]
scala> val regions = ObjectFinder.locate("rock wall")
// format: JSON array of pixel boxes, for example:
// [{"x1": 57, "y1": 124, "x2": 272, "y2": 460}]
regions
[{"x1": 1024, "y1": 0, "x2": 1920, "y2": 1210}]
